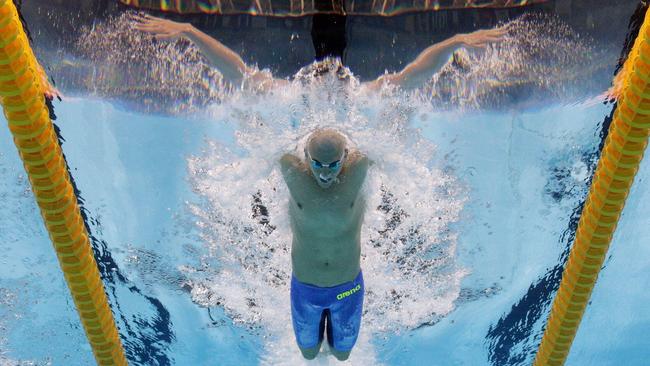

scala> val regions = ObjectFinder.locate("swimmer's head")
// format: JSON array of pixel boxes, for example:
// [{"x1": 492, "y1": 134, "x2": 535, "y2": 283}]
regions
[{"x1": 304, "y1": 129, "x2": 348, "y2": 189}]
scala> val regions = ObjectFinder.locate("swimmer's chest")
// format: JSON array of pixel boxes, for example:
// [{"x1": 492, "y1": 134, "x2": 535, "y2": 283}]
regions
[{"x1": 290, "y1": 176, "x2": 361, "y2": 212}]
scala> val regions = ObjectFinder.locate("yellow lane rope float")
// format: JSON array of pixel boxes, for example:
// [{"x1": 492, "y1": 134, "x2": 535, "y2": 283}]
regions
[
  {"x1": 0, "y1": 1, "x2": 128, "y2": 365},
  {"x1": 534, "y1": 7, "x2": 650, "y2": 366}
]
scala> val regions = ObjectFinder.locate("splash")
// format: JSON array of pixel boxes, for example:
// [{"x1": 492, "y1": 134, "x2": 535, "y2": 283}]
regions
[
  {"x1": 421, "y1": 13, "x2": 611, "y2": 110},
  {"x1": 65, "y1": 12, "x2": 608, "y2": 116},
  {"x1": 182, "y1": 64, "x2": 466, "y2": 364},
  {"x1": 73, "y1": 12, "x2": 230, "y2": 114},
  {"x1": 118, "y1": 0, "x2": 549, "y2": 16}
]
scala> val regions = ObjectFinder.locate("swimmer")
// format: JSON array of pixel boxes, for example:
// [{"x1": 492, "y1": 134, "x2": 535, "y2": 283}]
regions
[
  {"x1": 279, "y1": 128, "x2": 370, "y2": 360},
  {"x1": 132, "y1": 13, "x2": 507, "y2": 91},
  {"x1": 133, "y1": 14, "x2": 505, "y2": 360}
]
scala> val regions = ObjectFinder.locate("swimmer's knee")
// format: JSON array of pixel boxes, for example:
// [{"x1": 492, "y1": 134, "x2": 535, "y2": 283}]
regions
[
  {"x1": 299, "y1": 343, "x2": 321, "y2": 360},
  {"x1": 331, "y1": 348, "x2": 351, "y2": 361}
]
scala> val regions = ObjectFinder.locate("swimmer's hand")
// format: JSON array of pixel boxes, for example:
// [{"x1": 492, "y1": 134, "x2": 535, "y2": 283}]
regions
[
  {"x1": 456, "y1": 26, "x2": 508, "y2": 50},
  {"x1": 37, "y1": 64, "x2": 62, "y2": 101},
  {"x1": 601, "y1": 69, "x2": 626, "y2": 102},
  {"x1": 132, "y1": 13, "x2": 192, "y2": 41}
]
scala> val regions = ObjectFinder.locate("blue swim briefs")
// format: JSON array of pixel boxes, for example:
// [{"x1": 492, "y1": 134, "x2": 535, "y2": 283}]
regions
[{"x1": 290, "y1": 271, "x2": 364, "y2": 352}]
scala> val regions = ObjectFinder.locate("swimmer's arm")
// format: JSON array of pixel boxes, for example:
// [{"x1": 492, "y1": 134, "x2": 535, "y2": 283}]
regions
[
  {"x1": 366, "y1": 27, "x2": 507, "y2": 91},
  {"x1": 182, "y1": 24, "x2": 250, "y2": 83},
  {"x1": 134, "y1": 14, "x2": 287, "y2": 88},
  {"x1": 182, "y1": 25, "x2": 290, "y2": 90},
  {"x1": 366, "y1": 35, "x2": 463, "y2": 91}
]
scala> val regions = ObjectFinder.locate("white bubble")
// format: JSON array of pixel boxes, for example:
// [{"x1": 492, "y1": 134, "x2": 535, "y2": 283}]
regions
[{"x1": 184, "y1": 63, "x2": 466, "y2": 362}]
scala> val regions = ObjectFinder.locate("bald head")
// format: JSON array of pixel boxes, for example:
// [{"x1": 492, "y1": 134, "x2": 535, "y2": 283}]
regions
[
  {"x1": 306, "y1": 129, "x2": 347, "y2": 163},
  {"x1": 304, "y1": 129, "x2": 348, "y2": 188}
]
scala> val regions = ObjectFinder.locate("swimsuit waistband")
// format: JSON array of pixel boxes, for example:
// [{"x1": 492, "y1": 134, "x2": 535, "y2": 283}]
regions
[{"x1": 291, "y1": 270, "x2": 363, "y2": 291}]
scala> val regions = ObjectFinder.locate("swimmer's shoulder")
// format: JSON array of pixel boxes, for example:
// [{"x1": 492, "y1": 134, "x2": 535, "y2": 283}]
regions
[
  {"x1": 343, "y1": 150, "x2": 370, "y2": 188},
  {"x1": 280, "y1": 153, "x2": 303, "y2": 172},
  {"x1": 345, "y1": 150, "x2": 369, "y2": 169},
  {"x1": 245, "y1": 69, "x2": 290, "y2": 92},
  {"x1": 280, "y1": 154, "x2": 309, "y2": 184}
]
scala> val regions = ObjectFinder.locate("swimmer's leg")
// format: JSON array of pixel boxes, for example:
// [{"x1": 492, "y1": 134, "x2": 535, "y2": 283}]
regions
[
  {"x1": 330, "y1": 348, "x2": 351, "y2": 361},
  {"x1": 291, "y1": 273, "x2": 328, "y2": 360},
  {"x1": 297, "y1": 310, "x2": 327, "y2": 359},
  {"x1": 325, "y1": 311, "x2": 351, "y2": 361},
  {"x1": 299, "y1": 342, "x2": 322, "y2": 360},
  {"x1": 328, "y1": 271, "x2": 364, "y2": 361}
]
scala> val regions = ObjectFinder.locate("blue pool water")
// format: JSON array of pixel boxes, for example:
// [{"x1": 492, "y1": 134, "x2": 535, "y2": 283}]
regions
[
  {"x1": 2, "y1": 3, "x2": 650, "y2": 366},
  {"x1": 2, "y1": 93, "x2": 649, "y2": 365}
]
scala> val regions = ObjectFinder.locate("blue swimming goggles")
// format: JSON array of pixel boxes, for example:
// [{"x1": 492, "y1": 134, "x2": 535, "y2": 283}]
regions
[{"x1": 310, "y1": 158, "x2": 342, "y2": 170}]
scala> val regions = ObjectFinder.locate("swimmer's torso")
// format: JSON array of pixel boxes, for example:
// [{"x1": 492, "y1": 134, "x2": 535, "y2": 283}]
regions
[{"x1": 281, "y1": 154, "x2": 368, "y2": 287}]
